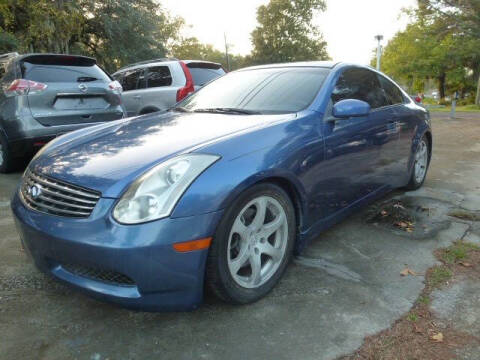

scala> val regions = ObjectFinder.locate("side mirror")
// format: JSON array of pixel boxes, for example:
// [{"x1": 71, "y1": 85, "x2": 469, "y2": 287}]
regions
[{"x1": 332, "y1": 99, "x2": 371, "y2": 119}]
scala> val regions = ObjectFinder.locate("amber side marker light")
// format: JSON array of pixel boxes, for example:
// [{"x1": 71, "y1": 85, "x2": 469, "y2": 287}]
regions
[{"x1": 173, "y1": 238, "x2": 212, "y2": 252}]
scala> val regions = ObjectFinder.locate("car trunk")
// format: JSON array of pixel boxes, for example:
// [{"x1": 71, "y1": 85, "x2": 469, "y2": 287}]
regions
[{"x1": 21, "y1": 55, "x2": 123, "y2": 126}]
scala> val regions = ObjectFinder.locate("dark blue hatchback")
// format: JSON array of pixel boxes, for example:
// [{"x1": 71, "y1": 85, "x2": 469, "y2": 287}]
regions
[{"x1": 12, "y1": 62, "x2": 432, "y2": 311}]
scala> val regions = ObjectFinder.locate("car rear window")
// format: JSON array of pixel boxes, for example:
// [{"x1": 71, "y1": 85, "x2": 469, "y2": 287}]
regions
[
  {"x1": 22, "y1": 63, "x2": 111, "y2": 83},
  {"x1": 187, "y1": 63, "x2": 225, "y2": 86},
  {"x1": 180, "y1": 67, "x2": 330, "y2": 114},
  {"x1": 146, "y1": 66, "x2": 172, "y2": 88}
]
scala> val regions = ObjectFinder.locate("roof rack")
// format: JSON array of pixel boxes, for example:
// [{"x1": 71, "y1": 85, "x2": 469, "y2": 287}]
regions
[{"x1": 115, "y1": 58, "x2": 179, "y2": 72}]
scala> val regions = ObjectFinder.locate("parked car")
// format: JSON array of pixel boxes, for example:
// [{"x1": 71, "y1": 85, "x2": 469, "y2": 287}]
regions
[
  {"x1": 112, "y1": 59, "x2": 226, "y2": 116},
  {"x1": 410, "y1": 94, "x2": 421, "y2": 104},
  {"x1": 0, "y1": 53, "x2": 125, "y2": 173},
  {"x1": 12, "y1": 62, "x2": 432, "y2": 311}
]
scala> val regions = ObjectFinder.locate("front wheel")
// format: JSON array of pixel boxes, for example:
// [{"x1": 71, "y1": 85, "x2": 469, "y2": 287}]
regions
[
  {"x1": 406, "y1": 135, "x2": 430, "y2": 190},
  {"x1": 206, "y1": 183, "x2": 295, "y2": 304}
]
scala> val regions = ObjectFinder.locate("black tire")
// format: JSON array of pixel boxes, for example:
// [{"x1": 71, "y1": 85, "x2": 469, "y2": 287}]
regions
[
  {"x1": 206, "y1": 183, "x2": 296, "y2": 304},
  {"x1": 139, "y1": 107, "x2": 160, "y2": 115},
  {"x1": 0, "y1": 133, "x2": 12, "y2": 174},
  {"x1": 405, "y1": 135, "x2": 430, "y2": 190}
]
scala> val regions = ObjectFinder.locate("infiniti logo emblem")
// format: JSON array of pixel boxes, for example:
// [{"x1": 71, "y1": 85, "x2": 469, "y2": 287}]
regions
[
  {"x1": 28, "y1": 184, "x2": 42, "y2": 199},
  {"x1": 78, "y1": 83, "x2": 88, "y2": 93}
]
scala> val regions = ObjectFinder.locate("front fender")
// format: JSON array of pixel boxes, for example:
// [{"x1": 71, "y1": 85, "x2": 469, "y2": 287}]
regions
[{"x1": 171, "y1": 147, "x2": 309, "y2": 220}]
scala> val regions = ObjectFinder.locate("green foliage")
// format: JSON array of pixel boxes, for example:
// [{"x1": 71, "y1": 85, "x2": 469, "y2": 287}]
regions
[
  {"x1": 0, "y1": 0, "x2": 184, "y2": 72},
  {"x1": 429, "y1": 266, "x2": 452, "y2": 288},
  {"x1": 380, "y1": 1, "x2": 480, "y2": 103},
  {"x1": 170, "y1": 37, "x2": 253, "y2": 71},
  {"x1": 79, "y1": 0, "x2": 185, "y2": 72},
  {"x1": 251, "y1": 0, "x2": 329, "y2": 64}
]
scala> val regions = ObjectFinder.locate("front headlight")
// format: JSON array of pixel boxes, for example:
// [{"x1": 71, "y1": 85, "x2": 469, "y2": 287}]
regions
[{"x1": 113, "y1": 154, "x2": 220, "y2": 224}]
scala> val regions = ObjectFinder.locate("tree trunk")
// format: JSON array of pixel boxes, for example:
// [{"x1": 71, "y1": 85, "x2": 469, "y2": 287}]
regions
[
  {"x1": 438, "y1": 74, "x2": 446, "y2": 101},
  {"x1": 476, "y1": 74, "x2": 480, "y2": 105}
]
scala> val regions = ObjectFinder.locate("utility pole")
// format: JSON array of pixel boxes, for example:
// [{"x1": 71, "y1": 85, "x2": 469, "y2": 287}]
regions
[
  {"x1": 374, "y1": 35, "x2": 383, "y2": 71},
  {"x1": 224, "y1": 33, "x2": 230, "y2": 72}
]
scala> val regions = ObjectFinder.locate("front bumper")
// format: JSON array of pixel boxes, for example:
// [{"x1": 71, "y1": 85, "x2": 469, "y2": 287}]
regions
[{"x1": 11, "y1": 192, "x2": 223, "y2": 311}]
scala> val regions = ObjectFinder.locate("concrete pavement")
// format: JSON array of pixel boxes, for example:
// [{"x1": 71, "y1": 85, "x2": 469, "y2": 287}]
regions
[{"x1": 0, "y1": 112, "x2": 479, "y2": 360}]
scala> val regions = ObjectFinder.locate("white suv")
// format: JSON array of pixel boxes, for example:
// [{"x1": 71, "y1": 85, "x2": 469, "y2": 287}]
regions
[{"x1": 112, "y1": 59, "x2": 226, "y2": 116}]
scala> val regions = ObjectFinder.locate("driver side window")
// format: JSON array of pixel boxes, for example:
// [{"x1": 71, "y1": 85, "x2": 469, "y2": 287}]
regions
[{"x1": 332, "y1": 68, "x2": 388, "y2": 109}]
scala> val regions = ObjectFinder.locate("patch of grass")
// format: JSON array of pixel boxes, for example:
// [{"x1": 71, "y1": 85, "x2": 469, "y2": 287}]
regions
[
  {"x1": 448, "y1": 210, "x2": 480, "y2": 222},
  {"x1": 418, "y1": 295, "x2": 430, "y2": 305},
  {"x1": 441, "y1": 241, "x2": 480, "y2": 264},
  {"x1": 443, "y1": 243, "x2": 468, "y2": 264},
  {"x1": 407, "y1": 313, "x2": 418, "y2": 322},
  {"x1": 429, "y1": 266, "x2": 453, "y2": 288},
  {"x1": 430, "y1": 104, "x2": 480, "y2": 112}
]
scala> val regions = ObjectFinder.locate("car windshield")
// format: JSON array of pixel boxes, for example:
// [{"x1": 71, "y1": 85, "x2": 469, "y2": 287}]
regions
[{"x1": 178, "y1": 67, "x2": 330, "y2": 114}]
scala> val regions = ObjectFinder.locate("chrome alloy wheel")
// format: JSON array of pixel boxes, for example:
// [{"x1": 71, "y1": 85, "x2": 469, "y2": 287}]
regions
[
  {"x1": 227, "y1": 195, "x2": 289, "y2": 289},
  {"x1": 414, "y1": 139, "x2": 428, "y2": 184}
]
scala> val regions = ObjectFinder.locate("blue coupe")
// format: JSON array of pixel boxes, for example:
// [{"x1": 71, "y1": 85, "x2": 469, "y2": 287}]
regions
[{"x1": 12, "y1": 62, "x2": 432, "y2": 311}]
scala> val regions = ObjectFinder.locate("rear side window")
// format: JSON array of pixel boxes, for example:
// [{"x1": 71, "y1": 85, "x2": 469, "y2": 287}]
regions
[
  {"x1": 22, "y1": 64, "x2": 111, "y2": 83},
  {"x1": 187, "y1": 63, "x2": 225, "y2": 86},
  {"x1": 146, "y1": 66, "x2": 172, "y2": 88},
  {"x1": 332, "y1": 68, "x2": 388, "y2": 109},
  {"x1": 119, "y1": 69, "x2": 145, "y2": 91},
  {"x1": 377, "y1": 74, "x2": 404, "y2": 105}
]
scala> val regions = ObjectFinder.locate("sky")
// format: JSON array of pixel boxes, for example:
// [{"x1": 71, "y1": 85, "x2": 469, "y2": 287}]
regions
[{"x1": 161, "y1": 0, "x2": 417, "y2": 65}]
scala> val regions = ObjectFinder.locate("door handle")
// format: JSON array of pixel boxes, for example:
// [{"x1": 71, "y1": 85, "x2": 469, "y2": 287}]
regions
[{"x1": 133, "y1": 95, "x2": 141, "y2": 100}]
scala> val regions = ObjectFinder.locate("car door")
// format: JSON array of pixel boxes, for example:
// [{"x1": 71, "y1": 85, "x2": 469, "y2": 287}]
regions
[
  {"x1": 118, "y1": 68, "x2": 145, "y2": 116},
  {"x1": 377, "y1": 74, "x2": 415, "y2": 186},
  {"x1": 311, "y1": 67, "x2": 394, "y2": 221},
  {"x1": 140, "y1": 65, "x2": 177, "y2": 111}
]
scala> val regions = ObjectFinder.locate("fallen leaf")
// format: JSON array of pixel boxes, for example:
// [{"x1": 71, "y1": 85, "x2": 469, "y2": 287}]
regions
[
  {"x1": 401, "y1": 267, "x2": 417, "y2": 276},
  {"x1": 396, "y1": 221, "x2": 408, "y2": 228},
  {"x1": 431, "y1": 332, "x2": 444, "y2": 342},
  {"x1": 413, "y1": 324, "x2": 423, "y2": 334},
  {"x1": 459, "y1": 262, "x2": 473, "y2": 268}
]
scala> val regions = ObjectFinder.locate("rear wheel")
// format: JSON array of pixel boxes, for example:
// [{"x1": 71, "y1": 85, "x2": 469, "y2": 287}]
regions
[
  {"x1": 0, "y1": 134, "x2": 12, "y2": 173},
  {"x1": 406, "y1": 135, "x2": 430, "y2": 190},
  {"x1": 206, "y1": 183, "x2": 295, "y2": 304}
]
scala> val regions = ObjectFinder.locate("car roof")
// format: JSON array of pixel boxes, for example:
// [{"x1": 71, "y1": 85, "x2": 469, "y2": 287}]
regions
[
  {"x1": 237, "y1": 61, "x2": 339, "y2": 72},
  {"x1": 113, "y1": 59, "x2": 222, "y2": 75}
]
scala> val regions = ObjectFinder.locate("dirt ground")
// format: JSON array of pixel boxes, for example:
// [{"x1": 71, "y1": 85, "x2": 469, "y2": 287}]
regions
[{"x1": 0, "y1": 112, "x2": 479, "y2": 360}]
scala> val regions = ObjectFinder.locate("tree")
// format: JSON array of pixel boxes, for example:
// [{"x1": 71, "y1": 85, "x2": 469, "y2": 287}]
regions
[
  {"x1": 170, "y1": 36, "x2": 252, "y2": 71},
  {"x1": 251, "y1": 0, "x2": 329, "y2": 64},
  {"x1": 378, "y1": 4, "x2": 480, "y2": 102},
  {"x1": 417, "y1": 0, "x2": 480, "y2": 103},
  {"x1": 79, "y1": 0, "x2": 183, "y2": 72},
  {"x1": 0, "y1": 0, "x2": 84, "y2": 54}
]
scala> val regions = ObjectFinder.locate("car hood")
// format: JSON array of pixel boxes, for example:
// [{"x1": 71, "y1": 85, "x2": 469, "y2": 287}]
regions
[{"x1": 32, "y1": 111, "x2": 290, "y2": 197}]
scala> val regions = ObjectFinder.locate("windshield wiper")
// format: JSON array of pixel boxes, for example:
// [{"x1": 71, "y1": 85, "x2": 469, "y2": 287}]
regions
[
  {"x1": 77, "y1": 76, "x2": 98, "y2": 82},
  {"x1": 193, "y1": 107, "x2": 261, "y2": 115},
  {"x1": 169, "y1": 106, "x2": 192, "y2": 113}
]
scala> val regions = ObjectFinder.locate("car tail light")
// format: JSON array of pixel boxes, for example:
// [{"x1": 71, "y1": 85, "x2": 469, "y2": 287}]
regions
[
  {"x1": 176, "y1": 61, "x2": 195, "y2": 102},
  {"x1": 108, "y1": 80, "x2": 123, "y2": 93},
  {"x1": 5, "y1": 79, "x2": 47, "y2": 97}
]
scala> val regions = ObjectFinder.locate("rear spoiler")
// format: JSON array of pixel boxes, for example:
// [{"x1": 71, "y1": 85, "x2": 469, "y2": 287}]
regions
[
  {"x1": 185, "y1": 61, "x2": 223, "y2": 70},
  {"x1": 20, "y1": 54, "x2": 97, "y2": 67}
]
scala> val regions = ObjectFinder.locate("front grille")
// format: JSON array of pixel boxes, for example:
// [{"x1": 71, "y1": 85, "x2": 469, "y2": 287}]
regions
[
  {"x1": 62, "y1": 263, "x2": 135, "y2": 286},
  {"x1": 20, "y1": 170, "x2": 100, "y2": 218}
]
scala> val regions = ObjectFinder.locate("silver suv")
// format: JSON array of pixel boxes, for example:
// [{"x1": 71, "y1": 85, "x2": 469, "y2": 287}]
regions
[
  {"x1": 0, "y1": 53, "x2": 125, "y2": 173},
  {"x1": 112, "y1": 59, "x2": 226, "y2": 116}
]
